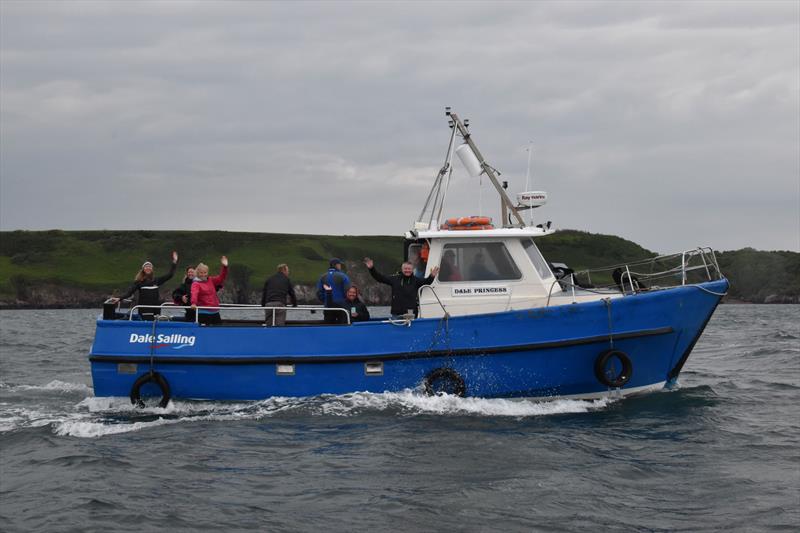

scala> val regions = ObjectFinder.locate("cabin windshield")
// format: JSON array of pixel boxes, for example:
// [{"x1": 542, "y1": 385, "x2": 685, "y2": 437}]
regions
[
  {"x1": 522, "y1": 239, "x2": 554, "y2": 280},
  {"x1": 440, "y1": 242, "x2": 521, "y2": 282}
]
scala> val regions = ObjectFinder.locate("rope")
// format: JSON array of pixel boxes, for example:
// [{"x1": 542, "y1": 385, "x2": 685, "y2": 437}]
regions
[
  {"x1": 148, "y1": 316, "x2": 159, "y2": 375},
  {"x1": 693, "y1": 285, "x2": 729, "y2": 297},
  {"x1": 386, "y1": 316, "x2": 413, "y2": 327},
  {"x1": 428, "y1": 312, "x2": 452, "y2": 354},
  {"x1": 603, "y1": 298, "x2": 614, "y2": 349}
]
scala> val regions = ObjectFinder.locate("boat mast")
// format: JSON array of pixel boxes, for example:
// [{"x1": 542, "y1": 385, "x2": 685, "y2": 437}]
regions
[{"x1": 446, "y1": 110, "x2": 525, "y2": 228}]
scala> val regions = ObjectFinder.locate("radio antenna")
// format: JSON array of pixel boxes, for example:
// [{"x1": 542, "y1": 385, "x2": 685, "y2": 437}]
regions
[{"x1": 525, "y1": 141, "x2": 533, "y2": 226}]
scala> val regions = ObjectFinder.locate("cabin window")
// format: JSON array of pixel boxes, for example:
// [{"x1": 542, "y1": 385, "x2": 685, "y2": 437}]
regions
[
  {"x1": 440, "y1": 242, "x2": 522, "y2": 282},
  {"x1": 522, "y1": 239, "x2": 554, "y2": 280}
]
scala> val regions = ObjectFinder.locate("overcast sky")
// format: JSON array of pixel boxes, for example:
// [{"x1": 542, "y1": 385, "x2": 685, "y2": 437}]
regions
[{"x1": 1, "y1": 1, "x2": 798, "y2": 253}]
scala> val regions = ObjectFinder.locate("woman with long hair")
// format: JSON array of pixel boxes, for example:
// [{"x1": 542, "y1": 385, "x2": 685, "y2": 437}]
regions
[
  {"x1": 322, "y1": 283, "x2": 371, "y2": 323},
  {"x1": 112, "y1": 251, "x2": 178, "y2": 320},
  {"x1": 342, "y1": 285, "x2": 370, "y2": 322}
]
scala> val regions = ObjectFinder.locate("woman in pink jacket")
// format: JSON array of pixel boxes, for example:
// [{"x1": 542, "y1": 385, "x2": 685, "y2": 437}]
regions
[{"x1": 191, "y1": 256, "x2": 229, "y2": 325}]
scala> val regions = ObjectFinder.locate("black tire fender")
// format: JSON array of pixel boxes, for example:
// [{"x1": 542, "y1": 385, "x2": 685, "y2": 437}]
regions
[
  {"x1": 594, "y1": 349, "x2": 633, "y2": 388},
  {"x1": 423, "y1": 367, "x2": 466, "y2": 397},
  {"x1": 130, "y1": 371, "x2": 171, "y2": 408}
]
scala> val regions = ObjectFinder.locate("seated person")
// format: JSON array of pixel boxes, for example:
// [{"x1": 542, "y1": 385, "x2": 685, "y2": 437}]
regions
[
  {"x1": 324, "y1": 284, "x2": 371, "y2": 323},
  {"x1": 438, "y1": 250, "x2": 462, "y2": 281},
  {"x1": 468, "y1": 253, "x2": 498, "y2": 280},
  {"x1": 343, "y1": 286, "x2": 370, "y2": 322}
]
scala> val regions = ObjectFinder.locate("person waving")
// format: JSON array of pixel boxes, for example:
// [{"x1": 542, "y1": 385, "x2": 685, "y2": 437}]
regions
[{"x1": 191, "y1": 256, "x2": 229, "y2": 325}]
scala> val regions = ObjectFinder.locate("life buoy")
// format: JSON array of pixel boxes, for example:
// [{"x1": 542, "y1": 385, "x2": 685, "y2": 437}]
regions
[
  {"x1": 423, "y1": 367, "x2": 466, "y2": 397},
  {"x1": 443, "y1": 224, "x2": 495, "y2": 231},
  {"x1": 130, "y1": 371, "x2": 171, "y2": 408},
  {"x1": 441, "y1": 216, "x2": 494, "y2": 231},
  {"x1": 594, "y1": 349, "x2": 633, "y2": 388},
  {"x1": 446, "y1": 216, "x2": 492, "y2": 226}
]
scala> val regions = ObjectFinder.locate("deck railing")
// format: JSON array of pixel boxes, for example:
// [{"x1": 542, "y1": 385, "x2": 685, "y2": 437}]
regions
[
  {"x1": 104, "y1": 301, "x2": 352, "y2": 325},
  {"x1": 571, "y1": 247, "x2": 723, "y2": 294},
  {"x1": 543, "y1": 247, "x2": 724, "y2": 306}
]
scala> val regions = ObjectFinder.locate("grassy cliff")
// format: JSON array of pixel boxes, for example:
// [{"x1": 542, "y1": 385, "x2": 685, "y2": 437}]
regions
[{"x1": 0, "y1": 229, "x2": 796, "y2": 306}]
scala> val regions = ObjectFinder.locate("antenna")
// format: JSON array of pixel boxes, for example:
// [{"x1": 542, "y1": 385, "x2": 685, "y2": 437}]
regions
[{"x1": 525, "y1": 141, "x2": 533, "y2": 226}]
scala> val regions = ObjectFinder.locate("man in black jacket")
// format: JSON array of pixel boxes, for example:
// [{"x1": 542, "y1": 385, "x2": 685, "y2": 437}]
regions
[
  {"x1": 364, "y1": 258, "x2": 439, "y2": 318},
  {"x1": 261, "y1": 264, "x2": 297, "y2": 326}
]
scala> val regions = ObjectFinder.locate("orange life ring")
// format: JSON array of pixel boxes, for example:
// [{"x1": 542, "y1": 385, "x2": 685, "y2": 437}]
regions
[
  {"x1": 442, "y1": 224, "x2": 495, "y2": 231},
  {"x1": 445, "y1": 216, "x2": 492, "y2": 226}
]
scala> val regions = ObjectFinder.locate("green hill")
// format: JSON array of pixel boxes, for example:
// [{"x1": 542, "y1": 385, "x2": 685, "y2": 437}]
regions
[
  {"x1": 715, "y1": 248, "x2": 800, "y2": 303},
  {"x1": 0, "y1": 229, "x2": 797, "y2": 307}
]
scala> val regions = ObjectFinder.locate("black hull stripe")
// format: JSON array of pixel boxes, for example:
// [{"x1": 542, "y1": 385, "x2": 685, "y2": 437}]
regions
[{"x1": 90, "y1": 326, "x2": 673, "y2": 365}]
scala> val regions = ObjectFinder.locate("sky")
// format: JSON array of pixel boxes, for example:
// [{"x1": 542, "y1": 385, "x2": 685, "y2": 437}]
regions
[{"x1": 1, "y1": 0, "x2": 798, "y2": 253}]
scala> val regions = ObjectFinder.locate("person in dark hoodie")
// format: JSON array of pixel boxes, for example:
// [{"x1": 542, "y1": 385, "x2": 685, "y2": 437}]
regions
[
  {"x1": 172, "y1": 266, "x2": 196, "y2": 322},
  {"x1": 323, "y1": 284, "x2": 371, "y2": 324},
  {"x1": 261, "y1": 263, "x2": 297, "y2": 326},
  {"x1": 364, "y1": 258, "x2": 439, "y2": 318},
  {"x1": 112, "y1": 251, "x2": 178, "y2": 320},
  {"x1": 342, "y1": 285, "x2": 370, "y2": 322}
]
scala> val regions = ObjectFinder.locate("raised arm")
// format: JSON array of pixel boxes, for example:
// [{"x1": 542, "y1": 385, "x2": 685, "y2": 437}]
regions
[
  {"x1": 364, "y1": 258, "x2": 392, "y2": 286},
  {"x1": 210, "y1": 256, "x2": 229, "y2": 285},
  {"x1": 420, "y1": 266, "x2": 440, "y2": 286},
  {"x1": 155, "y1": 253, "x2": 178, "y2": 286}
]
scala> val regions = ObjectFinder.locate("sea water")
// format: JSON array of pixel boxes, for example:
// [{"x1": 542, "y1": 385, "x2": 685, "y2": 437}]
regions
[{"x1": 0, "y1": 306, "x2": 798, "y2": 532}]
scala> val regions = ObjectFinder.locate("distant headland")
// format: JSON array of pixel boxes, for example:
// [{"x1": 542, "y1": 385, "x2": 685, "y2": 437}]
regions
[{"x1": 0, "y1": 229, "x2": 797, "y2": 308}]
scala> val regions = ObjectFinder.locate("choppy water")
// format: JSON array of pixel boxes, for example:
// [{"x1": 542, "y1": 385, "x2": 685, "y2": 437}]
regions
[{"x1": 1, "y1": 306, "x2": 798, "y2": 532}]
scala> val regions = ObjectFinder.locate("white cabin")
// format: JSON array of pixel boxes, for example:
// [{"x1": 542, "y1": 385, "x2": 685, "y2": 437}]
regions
[{"x1": 405, "y1": 227, "x2": 558, "y2": 318}]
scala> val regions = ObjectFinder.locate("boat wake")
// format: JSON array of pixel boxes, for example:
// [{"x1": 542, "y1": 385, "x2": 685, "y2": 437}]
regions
[
  {"x1": 0, "y1": 379, "x2": 93, "y2": 393},
  {"x1": 0, "y1": 381, "x2": 616, "y2": 438}
]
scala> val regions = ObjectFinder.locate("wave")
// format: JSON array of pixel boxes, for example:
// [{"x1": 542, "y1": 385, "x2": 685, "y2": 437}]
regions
[
  {"x1": 41, "y1": 391, "x2": 614, "y2": 438},
  {"x1": 0, "y1": 380, "x2": 92, "y2": 393},
  {"x1": 312, "y1": 390, "x2": 614, "y2": 417}
]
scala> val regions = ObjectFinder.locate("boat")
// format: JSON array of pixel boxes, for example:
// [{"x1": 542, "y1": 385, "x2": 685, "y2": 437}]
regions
[{"x1": 89, "y1": 109, "x2": 729, "y2": 406}]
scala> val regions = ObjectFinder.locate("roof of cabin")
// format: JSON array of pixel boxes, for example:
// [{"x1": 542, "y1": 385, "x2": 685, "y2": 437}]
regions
[{"x1": 410, "y1": 227, "x2": 556, "y2": 240}]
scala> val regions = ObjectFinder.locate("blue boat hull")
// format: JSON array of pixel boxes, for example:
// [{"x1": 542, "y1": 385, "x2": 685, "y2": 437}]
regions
[{"x1": 89, "y1": 279, "x2": 728, "y2": 401}]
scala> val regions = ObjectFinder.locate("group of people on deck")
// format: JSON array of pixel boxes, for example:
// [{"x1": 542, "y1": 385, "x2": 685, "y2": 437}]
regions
[
  {"x1": 111, "y1": 253, "x2": 438, "y2": 325},
  {"x1": 110, "y1": 252, "x2": 229, "y2": 325}
]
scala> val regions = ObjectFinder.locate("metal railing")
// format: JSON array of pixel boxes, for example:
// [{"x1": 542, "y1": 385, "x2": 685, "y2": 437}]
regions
[
  {"x1": 105, "y1": 301, "x2": 352, "y2": 325},
  {"x1": 545, "y1": 247, "x2": 724, "y2": 306},
  {"x1": 418, "y1": 285, "x2": 450, "y2": 317},
  {"x1": 555, "y1": 247, "x2": 724, "y2": 302}
]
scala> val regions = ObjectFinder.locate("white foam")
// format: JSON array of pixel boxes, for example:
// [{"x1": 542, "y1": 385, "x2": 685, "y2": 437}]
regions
[
  {"x1": 317, "y1": 390, "x2": 613, "y2": 418},
  {"x1": 55, "y1": 417, "x2": 176, "y2": 437},
  {"x1": 1, "y1": 380, "x2": 92, "y2": 393},
  {"x1": 0, "y1": 407, "x2": 74, "y2": 433},
  {"x1": 1, "y1": 390, "x2": 616, "y2": 438},
  {"x1": 54, "y1": 412, "x2": 247, "y2": 438}
]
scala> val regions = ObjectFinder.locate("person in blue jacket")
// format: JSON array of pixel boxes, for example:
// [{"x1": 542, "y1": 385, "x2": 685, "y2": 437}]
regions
[{"x1": 316, "y1": 258, "x2": 351, "y2": 323}]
